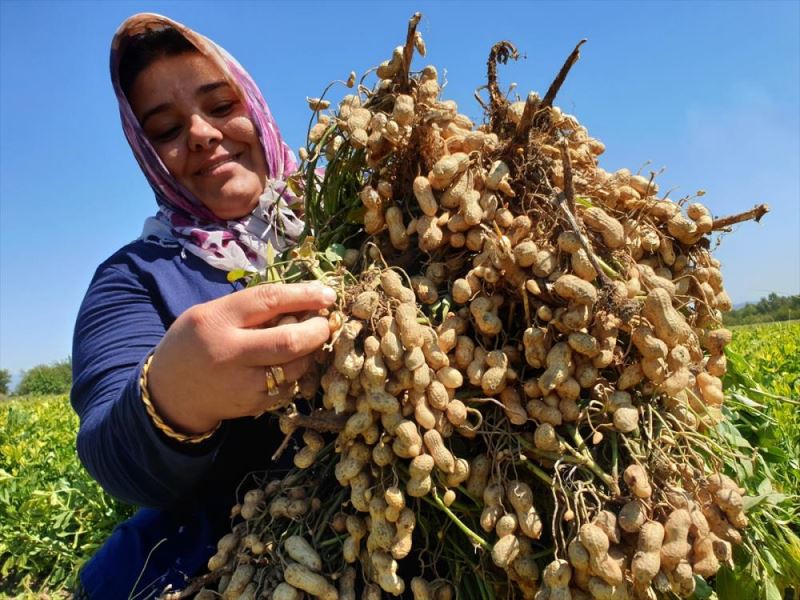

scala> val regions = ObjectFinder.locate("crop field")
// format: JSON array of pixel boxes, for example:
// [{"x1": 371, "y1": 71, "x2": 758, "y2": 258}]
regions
[
  {"x1": 0, "y1": 393, "x2": 133, "y2": 597},
  {"x1": 714, "y1": 321, "x2": 800, "y2": 598},
  {"x1": 0, "y1": 320, "x2": 797, "y2": 599}
]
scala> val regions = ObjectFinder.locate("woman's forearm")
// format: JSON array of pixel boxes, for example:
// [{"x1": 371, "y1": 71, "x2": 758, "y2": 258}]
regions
[{"x1": 71, "y1": 263, "x2": 223, "y2": 508}]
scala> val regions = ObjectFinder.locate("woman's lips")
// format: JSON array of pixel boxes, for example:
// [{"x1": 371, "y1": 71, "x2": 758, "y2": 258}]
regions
[{"x1": 196, "y1": 153, "x2": 242, "y2": 176}]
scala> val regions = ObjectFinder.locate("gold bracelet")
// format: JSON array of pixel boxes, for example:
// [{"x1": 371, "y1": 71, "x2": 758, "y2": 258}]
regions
[{"x1": 140, "y1": 352, "x2": 221, "y2": 444}]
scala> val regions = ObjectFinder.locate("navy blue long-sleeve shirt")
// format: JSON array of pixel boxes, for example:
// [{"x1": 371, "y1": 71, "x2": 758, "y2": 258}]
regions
[
  {"x1": 71, "y1": 237, "x2": 289, "y2": 596},
  {"x1": 72, "y1": 238, "x2": 233, "y2": 508}
]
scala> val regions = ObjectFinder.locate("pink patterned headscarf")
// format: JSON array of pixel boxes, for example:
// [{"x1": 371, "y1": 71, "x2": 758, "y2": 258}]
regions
[{"x1": 110, "y1": 13, "x2": 304, "y2": 273}]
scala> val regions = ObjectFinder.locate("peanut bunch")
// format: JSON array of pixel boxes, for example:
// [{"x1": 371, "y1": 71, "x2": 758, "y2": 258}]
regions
[{"x1": 177, "y1": 13, "x2": 766, "y2": 600}]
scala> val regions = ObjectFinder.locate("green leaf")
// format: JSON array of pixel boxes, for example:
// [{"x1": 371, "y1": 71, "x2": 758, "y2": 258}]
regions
[
  {"x1": 714, "y1": 566, "x2": 759, "y2": 600},
  {"x1": 760, "y1": 447, "x2": 788, "y2": 464},
  {"x1": 692, "y1": 575, "x2": 714, "y2": 599},
  {"x1": 762, "y1": 547, "x2": 781, "y2": 572},
  {"x1": 324, "y1": 247, "x2": 344, "y2": 265},
  {"x1": 327, "y1": 243, "x2": 347, "y2": 259},
  {"x1": 427, "y1": 296, "x2": 452, "y2": 324},
  {"x1": 2, "y1": 555, "x2": 15, "y2": 576},
  {"x1": 743, "y1": 494, "x2": 768, "y2": 511},
  {"x1": 743, "y1": 491, "x2": 788, "y2": 511},
  {"x1": 732, "y1": 392, "x2": 765, "y2": 409},
  {"x1": 226, "y1": 269, "x2": 248, "y2": 283},
  {"x1": 265, "y1": 241, "x2": 281, "y2": 283},
  {"x1": 764, "y1": 579, "x2": 783, "y2": 600}
]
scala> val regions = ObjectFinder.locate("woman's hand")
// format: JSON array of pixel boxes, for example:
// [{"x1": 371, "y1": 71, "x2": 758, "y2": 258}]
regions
[{"x1": 146, "y1": 282, "x2": 336, "y2": 435}]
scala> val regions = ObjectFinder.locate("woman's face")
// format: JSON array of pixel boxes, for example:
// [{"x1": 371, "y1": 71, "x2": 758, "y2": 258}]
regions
[{"x1": 129, "y1": 52, "x2": 267, "y2": 220}]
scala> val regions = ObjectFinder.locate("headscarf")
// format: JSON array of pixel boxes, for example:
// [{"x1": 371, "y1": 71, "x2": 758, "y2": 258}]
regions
[{"x1": 110, "y1": 13, "x2": 304, "y2": 273}]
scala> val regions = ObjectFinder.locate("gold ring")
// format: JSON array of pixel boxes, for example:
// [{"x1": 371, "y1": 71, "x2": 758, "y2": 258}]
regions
[
  {"x1": 270, "y1": 365, "x2": 286, "y2": 386},
  {"x1": 265, "y1": 368, "x2": 280, "y2": 396}
]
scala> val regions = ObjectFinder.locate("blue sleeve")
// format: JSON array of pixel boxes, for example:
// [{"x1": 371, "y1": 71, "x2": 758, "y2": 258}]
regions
[{"x1": 71, "y1": 263, "x2": 226, "y2": 509}]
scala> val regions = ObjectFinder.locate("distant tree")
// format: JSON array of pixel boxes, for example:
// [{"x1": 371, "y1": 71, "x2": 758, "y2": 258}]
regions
[
  {"x1": 16, "y1": 358, "x2": 72, "y2": 396},
  {"x1": 0, "y1": 368, "x2": 10, "y2": 395},
  {"x1": 724, "y1": 294, "x2": 800, "y2": 326}
]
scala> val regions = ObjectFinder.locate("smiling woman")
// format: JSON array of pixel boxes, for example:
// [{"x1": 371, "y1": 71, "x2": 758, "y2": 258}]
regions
[
  {"x1": 127, "y1": 53, "x2": 269, "y2": 220},
  {"x1": 69, "y1": 14, "x2": 334, "y2": 599}
]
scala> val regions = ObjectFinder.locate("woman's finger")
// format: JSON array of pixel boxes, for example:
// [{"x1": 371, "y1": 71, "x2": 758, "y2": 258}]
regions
[
  {"x1": 234, "y1": 317, "x2": 332, "y2": 366},
  {"x1": 258, "y1": 376, "x2": 309, "y2": 413},
  {"x1": 212, "y1": 282, "x2": 336, "y2": 329},
  {"x1": 244, "y1": 355, "x2": 312, "y2": 392},
  {"x1": 225, "y1": 360, "x2": 307, "y2": 418}
]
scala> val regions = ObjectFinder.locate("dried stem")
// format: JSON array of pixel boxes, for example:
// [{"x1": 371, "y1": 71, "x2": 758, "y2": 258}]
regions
[
  {"x1": 541, "y1": 39, "x2": 586, "y2": 110},
  {"x1": 552, "y1": 184, "x2": 613, "y2": 287},
  {"x1": 513, "y1": 91, "x2": 540, "y2": 144},
  {"x1": 281, "y1": 409, "x2": 349, "y2": 433},
  {"x1": 487, "y1": 41, "x2": 519, "y2": 132},
  {"x1": 711, "y1": 203, "x2": 770, "y2": 231},
  {"x1": 271, "y1": 431, "x2": 293, "y2": 462},
  {"x1": 543, "y1": 148, "x2": 615, "y2": 285},
  {"x1": 559, "y1": 140, "x2": 577, "y2": 216},
  {"x1": 398, "y1": 12, "x2": 422, "y2": 92}
]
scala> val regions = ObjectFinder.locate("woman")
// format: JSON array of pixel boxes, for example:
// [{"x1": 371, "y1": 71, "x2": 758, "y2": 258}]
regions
[{"x1": 71, "y1": 13, "x2": 332, "y2": 598}]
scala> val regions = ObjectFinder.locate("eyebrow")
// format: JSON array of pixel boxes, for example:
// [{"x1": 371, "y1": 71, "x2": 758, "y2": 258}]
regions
[{"x1": 139, "y1": 80, "x2": 231, "y2": 128}]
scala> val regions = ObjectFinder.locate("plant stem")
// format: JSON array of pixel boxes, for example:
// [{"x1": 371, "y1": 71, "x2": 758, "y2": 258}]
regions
[
  {"x1": 711, "y1": 203, "x2": 769, "y2": 230},
  {"x1": 596, "y1": 256, "x2": 622, "y2": 280},
  {"x1": 568, "y1": 426, "x2": 620, "y2": 495},
  {"x1": 518, "y1": 458, "x2": 554, "y2": 486},
  {"x1": 317, "y1": 534, "x2": 346, "y2": 548},
  {"x1": 313, "y1": 486, "x2": 347, "y2": 545},
  {"x1": 519, "y1": 435, "x2": 619, "y2": 496},
  {"x1": 430, "y1": 489, "x2": 491, "y2": 551}
]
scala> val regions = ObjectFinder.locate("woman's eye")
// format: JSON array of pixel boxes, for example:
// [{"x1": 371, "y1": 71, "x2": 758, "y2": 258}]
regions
[
  {"x1": 211, "y1": 102, "x2": 234, "y2": 117},
  {"x1": 152, "y1": 126, "x2": 180, "y2": 143}
]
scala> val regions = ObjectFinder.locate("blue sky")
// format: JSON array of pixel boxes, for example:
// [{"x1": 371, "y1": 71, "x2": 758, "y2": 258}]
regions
[{"x1": 1, "y1": 0, "x2": 798, "y2": 378}]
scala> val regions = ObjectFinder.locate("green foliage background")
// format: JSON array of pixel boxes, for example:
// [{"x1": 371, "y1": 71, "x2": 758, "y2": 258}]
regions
[
  {"x1": 0, "y1": 323, "x2": 797, "y2": 598},
  {"x1": 0, "y1": 370, "x2": 10, "y2": 396},
  {"x1": 14, "y1": 359, "x2": 72, "y2": 397},
  {"x1": 713, "y1": 320, "x2": 800, "y2": 599},
  {"x1": 0, "y1": 395, "x2": 133, "y2": 596},
  {"x1": 724, "y1": 293, "x2": 800, "y2": 326}
]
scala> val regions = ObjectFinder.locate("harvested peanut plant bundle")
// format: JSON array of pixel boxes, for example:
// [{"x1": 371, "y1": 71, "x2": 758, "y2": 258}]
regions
[{"x1": 173, "y1": 12, "x2": 770, "y2": 600}]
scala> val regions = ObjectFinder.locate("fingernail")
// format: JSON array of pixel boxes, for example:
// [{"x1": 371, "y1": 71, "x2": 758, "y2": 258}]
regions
[{"x1": 321, "y1": 286, "x2": 336, "y2": 303}]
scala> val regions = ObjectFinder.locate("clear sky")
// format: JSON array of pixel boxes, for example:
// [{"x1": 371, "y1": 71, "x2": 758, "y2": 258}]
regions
[{"x1": 1, "y1": 0, "x2": 798, "y2": 379}]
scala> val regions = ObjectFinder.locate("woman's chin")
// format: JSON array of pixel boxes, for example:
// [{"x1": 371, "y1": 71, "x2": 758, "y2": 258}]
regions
[{"x1": 200, "y1": 186, "x2": 261, "y2": 221}]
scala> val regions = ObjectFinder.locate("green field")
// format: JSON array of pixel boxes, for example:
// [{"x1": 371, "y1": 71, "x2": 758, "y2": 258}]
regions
[
  {"x1": 713, "y1": 320, "x2": 800, "y2": 599},
  {"x1": 0, "y1": 394, "x2": 133, "y2": 597},
  {"x1": 0, "y1": 321, "x2": 798, "y2": 599}
]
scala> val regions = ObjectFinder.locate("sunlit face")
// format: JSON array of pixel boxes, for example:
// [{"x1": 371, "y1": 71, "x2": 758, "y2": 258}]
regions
[{"x1": 128, "y1": 53, "x2": 267, "y2": 220}]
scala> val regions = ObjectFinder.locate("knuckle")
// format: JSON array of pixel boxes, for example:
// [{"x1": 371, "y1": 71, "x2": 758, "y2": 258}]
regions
[
  {"x1": 179, "y1": 307, "x2": 222, "y2": 351},
  {"x1": 180, "y1": 304, "x2": 210, "y2": 330},
  {"x1": 176, "y1": 305, "x2": 233, "y2": 366},
  {"x1": 279, "y1": 328, "x2": 305, "y2": 356},
  {"x1": 253, "y1": 284, "x2": 283, "y2": 314}
]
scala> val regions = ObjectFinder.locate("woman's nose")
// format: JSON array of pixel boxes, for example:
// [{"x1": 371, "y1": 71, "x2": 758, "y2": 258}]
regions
[{"x1": 187, "y1": 114, "x2": 222, "y2": 151}]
